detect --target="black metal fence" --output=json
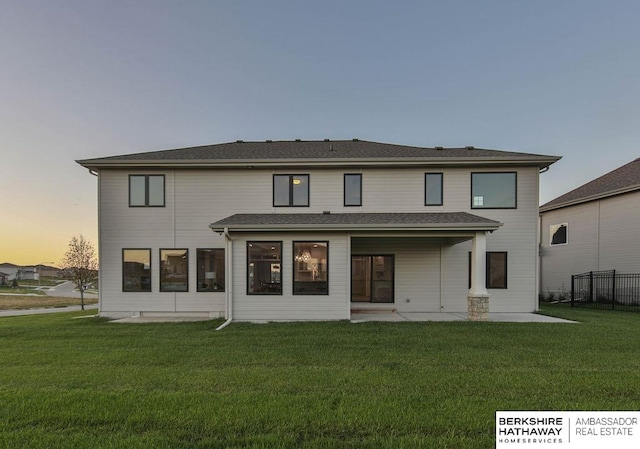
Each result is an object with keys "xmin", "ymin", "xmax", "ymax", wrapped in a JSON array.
[{"xmin": 571, "ymin": 270, "xmax": 640, "ymax": 312}]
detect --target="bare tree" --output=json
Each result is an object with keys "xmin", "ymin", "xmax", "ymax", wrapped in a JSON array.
[{"xmin": 62, "ymin": 234, "xmax": 98, "ymax": 310}]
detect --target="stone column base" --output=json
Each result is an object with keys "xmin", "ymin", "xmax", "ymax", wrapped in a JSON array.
[{"xmin": 467, "ymin": 294, "xmax": 490, "ymax": 321}]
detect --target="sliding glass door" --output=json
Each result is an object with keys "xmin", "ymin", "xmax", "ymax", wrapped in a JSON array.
[{"xmin": 351, "ymin": 255, "xmax": 394, "ymax": 303}]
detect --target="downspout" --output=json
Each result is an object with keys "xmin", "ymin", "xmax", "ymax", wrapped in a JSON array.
[
  {"xmin": 90, "ymin": 168, "xmax": 101, "ymax": 315},
  {"xmin": 216, "ymin": 227, "xmax": 233, "ymax": 331}
]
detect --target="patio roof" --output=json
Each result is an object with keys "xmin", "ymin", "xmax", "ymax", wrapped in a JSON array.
[{"xmin": 210, "ymin": 212, "xmax": 502, "ymax": 233}]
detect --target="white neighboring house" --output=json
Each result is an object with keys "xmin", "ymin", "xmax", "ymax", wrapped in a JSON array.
[
  {"xmin": 0, "ymin": 263, "xmax": 19, "ymax": 280},
  {"xmin": 77, "ymin": 140, "xmax": 560, "ymax": 321},
  {"xmin": 540, "ymin": 158, "xmax": 640, "ymax": 297},
  {"xmin": 0, "ymin": 263, "xmax": 36, "ymax": 281}
]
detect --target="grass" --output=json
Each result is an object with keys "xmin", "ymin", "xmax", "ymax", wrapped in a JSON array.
[
  {"xmin": 0, "ymin": 304, "xmax": 639, "ymax": 448},
  {"xmin": 0, "ymin": 295, "xmax": 98, "ymax": 310},
  {"xmin": 16, "ymin": 278, "xmax": 65, "ymax": 288}
]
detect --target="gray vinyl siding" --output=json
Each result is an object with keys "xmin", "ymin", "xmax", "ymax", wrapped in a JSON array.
[
  {"xmin": 598, "ymin": 192, "xmax": 640, "ymax": 273},
  {"xmin": 97, "ymin": 165, "xmax": 542, "ymax": 317},
  {"xmin": 231, "ymin": 233, "xmax": 349, "ymax": 321},
  {"xmin": 441, "ymin": 167, "xmax": 540, "ymax": 312},
  {"xmin": 540, "ymin": 191, "xmax": 640, "ymax": 296},
  {"xmin": 540, "ymin": 203, "xmax": 599, "ymax": 296},
  {"xmin": 351, "ymin": 237, "xmax": 442, "ymax": 312}
]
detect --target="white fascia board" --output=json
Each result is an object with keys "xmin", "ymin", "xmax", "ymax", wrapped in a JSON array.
[{"xmin": 78, "ymin": 157, "xmax": 559, "ymax": 170}]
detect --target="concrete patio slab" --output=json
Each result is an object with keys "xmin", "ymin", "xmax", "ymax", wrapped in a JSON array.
[
  {"xmin": 0, "ymin": 305, "xmax": 574, "ymax": 324},
  {"xmin": 351, "ymin": 311, "xmax": 575, "ymax": 323},
  {"xmin": 111, "ymin": 316, "xmax": 213, "ymax": 323}
]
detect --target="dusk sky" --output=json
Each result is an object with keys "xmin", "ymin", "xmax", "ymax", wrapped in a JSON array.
[{"xmin": 2, "ymin": 1, "xmax": 639, "ymax": 266}]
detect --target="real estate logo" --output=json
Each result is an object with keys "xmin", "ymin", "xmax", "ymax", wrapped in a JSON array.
[{"xmin": 496, "ymin": 411, "xmax": 640, "ymax": 448}]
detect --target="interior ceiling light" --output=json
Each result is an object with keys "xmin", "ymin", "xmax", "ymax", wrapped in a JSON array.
[{"xmin": 295, "ymin": 250, "xmax": 311, "ymax": 262}]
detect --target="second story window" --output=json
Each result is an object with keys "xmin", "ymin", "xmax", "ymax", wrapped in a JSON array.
[
  {"xmin": 471, "ymin": 172, "xmax": 517, "ymax": 209},
  {"xmin": 129, "ymin": 175, "xmax": 165, "ymax": 207},
  {"xmin": 424, "ymin": 173, "xmax": 443, "ymax": 206},
  {"xmin": 273, "ymin": 174, "xmax": 309, "ymax": 207},
  {"xmin": 550, "ymin": 223, "xmax": 568, "ymax": 246},
  {"xmin": 344, "ymin": 174, "xmax": 362, "ymax": 206}
]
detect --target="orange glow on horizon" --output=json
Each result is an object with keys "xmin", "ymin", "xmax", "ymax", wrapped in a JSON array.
[{"xmin": 0, "ymin": 223, "xmax": 98, "ymax": 267}]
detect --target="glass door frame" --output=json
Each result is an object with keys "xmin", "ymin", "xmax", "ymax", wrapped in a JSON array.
[{"xmin": 350, "ymin": 254, "xmax": 395, "ymax": 303}]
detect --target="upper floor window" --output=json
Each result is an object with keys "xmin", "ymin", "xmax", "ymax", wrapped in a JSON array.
[
  {"xmin": 471, "ymin": 172, "xmax": 516, "ymax": 209},
  {"xmin": 425, "ymin": 173, "xmax": 443, "ymax": 206},
  {"xmin": 550, "ymin": 223, "xmax": 568, "ymax": 246},
  {"xmin": 129, "ymin": 175, "xmax": 165, "ymax": 207},
  {"xmin": 197, "ymin": 248, "xmax": 225, "ymax": 292},
  {"xmin": 160, "ymin": 249, "xmax": 188, "ymax": 292},
  {"xmin": 344, "ymin": 174, "xmax": 362, "ymax": 206},
  {"xmin": 273, "ymin": 175, "xmax": 309, "ymax": 207},
  {"xmin": 123, "ymin": 249, "xmax": 151, "ymax": 292}
]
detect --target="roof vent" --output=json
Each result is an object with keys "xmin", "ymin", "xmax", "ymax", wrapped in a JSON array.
[
  {"xmin": 266, "ymin": 139, "xmax": 272, "ymax": 143},
  {"xmin": 352, "ymin": 138, "xmax": 359, "ymax": 141},
  {"xmin": 322, "ymin": 211, "xmax": 331, "ymax": 214},
  {"xmin": 465, "ymin": 146, "xmax": 475, "ymax": 150},
  {"xmin": 295, "ymin": 139, "xmax": 301, "ymax": 142},
  {"xmin": 435, "ymin": 146, "xmax": 444, "ymax": 150},
  {"xmin": 324, "ymin": 138, "xmax": 330, "ymax": 142},
  {"xmin": 236, "ymin": 140, "xmax": 244, "ymax": 143}
]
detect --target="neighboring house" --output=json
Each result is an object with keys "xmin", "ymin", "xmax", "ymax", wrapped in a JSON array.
[
  {"xmin": 539, "ymin": 158, "xmax": 640, "ymax": 297},
  {"xmin": 0, "ymin": 263, "xmax": 20, "ymax": 280},
  {"xmin": 18, "ymin": 266, "xmax": 37, "ymax": 280},
  {"xmin": 0, "ymin": 264, "xmax": 61, "ymax": 281},
  {"xmin": 0, "ymin": 263, "xmax": 36, "ymax": 280},
  {"xmin": 77, "ymin": 140, "xmax": 560, "ymax": 321},
  {"xmin": 37, "ymin": 265, "xmax": 62, "ymax": 279}
]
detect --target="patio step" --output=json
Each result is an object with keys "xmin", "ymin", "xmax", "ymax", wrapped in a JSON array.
[{"xmin": 351, "ymin": 308, "xmax": 397, "ymax": 314}]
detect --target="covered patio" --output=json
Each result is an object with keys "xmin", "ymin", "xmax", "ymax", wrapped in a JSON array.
[{"xmin": 210, "ymin": 211, "xmax": 511, "ymax": 323}]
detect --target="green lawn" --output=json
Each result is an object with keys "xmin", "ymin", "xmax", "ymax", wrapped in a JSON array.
[
  {"xmin": 16, "ymin": 278, "xmax": 65, "ymax": 288},
  {"xmin": 0, "ymin": 295, "xmax": 98, "ymax": 310},
  {"xmin": 0, "ymin": 305, "xmax": 639, "ymax": 448},
  {"xmin": 0, "ymin": 287, "xmax": 47, "ymax": 296}
]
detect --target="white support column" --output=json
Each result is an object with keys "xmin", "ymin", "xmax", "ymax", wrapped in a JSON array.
[
  {"xmin": 468, "ymin": 231, "xmax": 490, "ymax": 321},
  {"xmin": 469, "ymin": 231, "xmax": 488, "ymax": 297}
]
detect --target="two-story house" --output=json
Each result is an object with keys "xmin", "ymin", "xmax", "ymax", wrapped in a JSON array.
[
  {"xmin": 77, "ymin": 140, "xmax": 560, "ymax": 322},
  {"xmin": 540, "ymin": 157, "xmax": 640, "ymax": 297}
]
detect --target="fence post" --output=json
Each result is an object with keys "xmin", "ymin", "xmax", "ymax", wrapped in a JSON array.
[
  {"xmin": 589, "ymin": 271, "xmax": 594, "ymax": 303},
  {"xmin": 571, "ymin": 274, "xmax": 575, "ymax": 308},
  {"xmin": 611, "ymin": 270, "xmax": 616, "ymax": 310}
]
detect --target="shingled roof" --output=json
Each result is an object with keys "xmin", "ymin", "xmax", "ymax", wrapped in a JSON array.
[
  {"xmin": 540, "ymin": 158, "xmax": 640, "ymax": 212},
  {"xmin": 210, "ymin": 212, "xmax": 502, "ymax": 232},
  {"xmin": 77, "ymin": 139, "xmax": 560, "ymax": 169}
]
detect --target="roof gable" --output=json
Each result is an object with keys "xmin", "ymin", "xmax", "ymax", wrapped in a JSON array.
[{"xmin": 540, "ymin": 158, "xmax": 640, "ymax": 212}]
